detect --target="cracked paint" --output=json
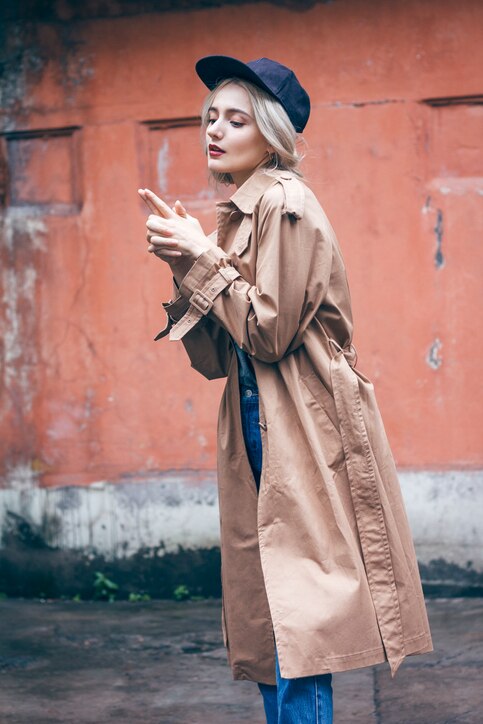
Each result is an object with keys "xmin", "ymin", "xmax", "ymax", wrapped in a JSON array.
[{"xmin": 426, "ymin": 338, "xmax": 443, "ymax": 369}]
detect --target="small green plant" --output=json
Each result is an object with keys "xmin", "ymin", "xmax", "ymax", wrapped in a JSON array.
[
  {"xmin": 0, "ymin": 592, "xmax": 7, "ymax": 601},
  {"xmin": 173, "ymin": 584, "xmax": 190, "ymax": 601},
  {"xmin": 93, "ymin": 571, "xmax": 119, "ymax": 602},
  {"xmin": 128, "ymin": 592, "xmax": 151, "ymax": 602},
  {"xmin": 72, "ymin": 594, "xmax": 82, "ymax": 602}
]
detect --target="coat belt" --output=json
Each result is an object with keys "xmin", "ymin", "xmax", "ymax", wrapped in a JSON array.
[{"xmin": 328, "ymin": 338, "xmax": 405, "ymax": 676}]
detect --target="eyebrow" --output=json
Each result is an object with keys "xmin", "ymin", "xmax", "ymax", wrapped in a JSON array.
[{"xmin": 208, "ymin": 106, "xmax": 253, "ymax": 119}]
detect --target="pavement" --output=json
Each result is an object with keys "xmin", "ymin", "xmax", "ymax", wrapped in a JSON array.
[{"xmin": 0, "ymin": 597, "xmax": 481, "ymax": 723}]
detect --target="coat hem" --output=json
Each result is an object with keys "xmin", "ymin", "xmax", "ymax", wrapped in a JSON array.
[{"xmin": 229, "ymin": 631, "xmax": 433, "ymax": 683}]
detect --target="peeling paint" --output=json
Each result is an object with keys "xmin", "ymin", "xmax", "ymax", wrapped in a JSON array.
[
  {"xmin": 433, "ymin": 208, "xmax": 444, "ymax": 268},
  {"xmin": 0, "ymin": 23, "xmax": 46, "ymax": 119},
  {"xmin": 0, "ymin": 21, "xmax": 95, "ymax": 122},
  {"xmin": 421, "ymin": 195, "xmax": 432, "ymax": 214},
  {"xmin": 0, "ymin": 473, "xmax": 219, "ymax": 559},
  {"xmin": 2, "ymin": 462, "xmax": 39, "ymax": 491},
  {"xmin": 0, "ymin": 213, "xmax": 46, "ymax": 414},
  {"xmin": 157, "ymin": 139, "xmax": 170, "ymax": 194},
  {"xmin": 2, "ymin": 211, "xmax": 47, "ymax": 252},
  {"xmin": 426, "ymin": 338, "xmax": 443, "ymax": 369}
]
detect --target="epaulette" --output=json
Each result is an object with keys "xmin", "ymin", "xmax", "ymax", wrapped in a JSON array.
[{"xmin": 277, "ymin": 174, "xmax": 305, "ymax": 220}]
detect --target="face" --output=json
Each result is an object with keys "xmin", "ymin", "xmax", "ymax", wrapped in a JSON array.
[{"xmin": 205, "ymin": 83, "xmax": 271, "ymax": 188}]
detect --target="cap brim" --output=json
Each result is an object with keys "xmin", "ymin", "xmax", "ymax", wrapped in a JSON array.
[{"xmin": 195, "ymin": 55, "xmax": 275, "ymax": 99}]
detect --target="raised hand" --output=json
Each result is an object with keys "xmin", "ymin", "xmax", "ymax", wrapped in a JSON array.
[{"xmin": 138, "ymin": 188, "xmax": 214, "ymax": 265}]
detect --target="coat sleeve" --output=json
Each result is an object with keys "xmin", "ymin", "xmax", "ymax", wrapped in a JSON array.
[
  {"xmin": 154, "ymin": 279, "xmax": 233, "ymax": 380},
  {"xmin": 169, "ymin": 181, "xmax": 333, "ymax": 364}
]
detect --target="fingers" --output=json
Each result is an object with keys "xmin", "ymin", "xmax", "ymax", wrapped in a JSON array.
[
  {"xmin": 146, "ymin": 215, "xmax": 173, "ymax": 236},
  {"xmin": 150, "ymin": 243, "xmax": 182, "ymax": 258},
  {"xmin": 151, "ymin": 247, "xmax": 182, "ymax": 258},
  {"xmin": 139, "ymin": 189, "xmax": 189, "ymax": 263},
  {"xmin": 142, "ymin": 188, "xmax": 174, "ymax": 218},
  {"xmin": 138, "ymin": 188, "xmax": 160, "ymax": 216},
  {"xmin": 148, "ymin": 236, "xmax": 181, "ymax": 258},
  {"xmin": 147, "ymin": 234, "xmax": 178, "ymax": 246},
  {"xmin": 138, "ymin": 189, "xmax": 188, "ymax": 221},
  {"xmin": 174, "ymin": 199, "xmax": 188, "ymax": 218},
  {"xmin": 147, "ymin": 237, "xmax": 180, "ymax": 261}
]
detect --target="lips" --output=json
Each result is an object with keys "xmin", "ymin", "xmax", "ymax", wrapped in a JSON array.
[{"xmin": 209, "ymin": 144, "xmax": 225, "ymax": 156}]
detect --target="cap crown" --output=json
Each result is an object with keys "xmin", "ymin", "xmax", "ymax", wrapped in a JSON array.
[{"xmin": 196, "ymin": 55, "xmax": 310, "ymax": 133}]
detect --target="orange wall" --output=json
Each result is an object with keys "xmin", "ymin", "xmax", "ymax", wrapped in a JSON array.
[{"xmin": 1, "ymin": 0, "xmax": 482, "ymax": 488}]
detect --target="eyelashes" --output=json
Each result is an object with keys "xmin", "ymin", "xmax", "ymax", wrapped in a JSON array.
[{"xmin": 207, "ymin": 118, "xmax": 245, "ymax": 128}]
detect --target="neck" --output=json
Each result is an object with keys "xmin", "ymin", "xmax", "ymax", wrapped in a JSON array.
[
  {"xmin": 232, "ymin": 170, "xmax": 254, "ymax": 189},
  {"xmin": 232, "ymin": 154, "xmax": 272, "ymax": 189}
]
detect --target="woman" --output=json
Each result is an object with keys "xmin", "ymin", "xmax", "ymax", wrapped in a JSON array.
[{"xmin": 139, "ymin": 55, "xmax": 432, "ymax": 724}]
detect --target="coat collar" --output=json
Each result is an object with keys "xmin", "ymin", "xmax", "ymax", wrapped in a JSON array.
[{"xmin": 219, "ymin": 168, "xmax": 299, "ymax": 215}]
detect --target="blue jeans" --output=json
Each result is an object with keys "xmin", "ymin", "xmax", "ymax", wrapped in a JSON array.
[
  {"xmin": 239, "ymin": 387, "xmax": 334, "ymax": 724},
  {"xmin": 240, "ymin": 388, "xmax": 263, "ymax": 492}
]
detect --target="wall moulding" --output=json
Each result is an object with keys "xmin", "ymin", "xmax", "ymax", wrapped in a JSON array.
[{"xmin": 0, "ymin": 125, "xmax": 83, "ymax": 215}]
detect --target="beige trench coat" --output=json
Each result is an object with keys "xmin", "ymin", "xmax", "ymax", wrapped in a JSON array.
[{"xmin": 156, "ymin": 167, "xmax": 433, "ymax": 685}]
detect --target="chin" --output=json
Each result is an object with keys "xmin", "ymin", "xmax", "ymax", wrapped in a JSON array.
[{"xmin": 209, "ymin": 163, "xmax": 231, "ymax": 176}]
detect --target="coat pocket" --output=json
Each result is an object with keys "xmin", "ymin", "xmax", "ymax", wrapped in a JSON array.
[{"xmin": 299, "ymin": 371, "xmax": 346, "ymax": 472}]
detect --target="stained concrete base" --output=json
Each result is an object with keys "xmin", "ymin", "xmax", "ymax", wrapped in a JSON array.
[
  {"xmin": 2, "ymin": 471, "xmax": 482, "ymax": 598},
  {"xmin": 0, "ymin": 598, "xmax": 481, "ymax": 723}
]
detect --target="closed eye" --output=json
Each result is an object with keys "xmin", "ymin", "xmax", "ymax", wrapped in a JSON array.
[{"xmin": 207, "ymin": 118, "xmax": 244, "ymax": 128}]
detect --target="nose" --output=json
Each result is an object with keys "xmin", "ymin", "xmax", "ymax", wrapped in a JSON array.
[{"xmin": 207, "ymin": 120, "xmax": 222, "ymax": 139}]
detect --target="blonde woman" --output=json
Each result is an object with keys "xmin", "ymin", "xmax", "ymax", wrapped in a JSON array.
[{"xmin": 139, "ymin": 56, "xmax": 432, "ymax": 724}]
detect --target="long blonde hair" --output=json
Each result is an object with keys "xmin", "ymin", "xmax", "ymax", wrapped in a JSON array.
[{"xmin": 200, "ymin": 77, "xmax": 306, "ymax": 185}]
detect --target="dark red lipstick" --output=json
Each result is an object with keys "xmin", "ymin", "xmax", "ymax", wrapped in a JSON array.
[{"xmin": 209, "ymin": 144, "xmax": 225, "ymax": 157}]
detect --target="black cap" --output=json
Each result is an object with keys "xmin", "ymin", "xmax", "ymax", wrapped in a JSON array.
[{"xmin": 195, "ymin": 55, "xmax": 310, "ymax": 133}]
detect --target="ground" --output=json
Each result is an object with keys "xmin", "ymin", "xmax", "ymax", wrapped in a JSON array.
[{"xmin": 0, "ymin": 598, "xmax": 481, "ymax": 723}]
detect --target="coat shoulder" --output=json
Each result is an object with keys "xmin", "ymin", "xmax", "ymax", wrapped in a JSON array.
[
  {"xmin": 257, "ymin": 173, "xmax": 333, "ymax": 238},
  {"xmin": 257, "ymin": 172, "xmax": 307, "ymax": 220}
]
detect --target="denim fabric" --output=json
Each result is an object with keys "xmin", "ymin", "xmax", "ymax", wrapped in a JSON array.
[
  {"xmin": 257, "ymin": 646, "xmax": 333, "ymax": 724},
  {"xmin": 239, "ymin": 391, "xmax": 334, "ymax": 724},
  {"xmin": 233, "ymin": 341, "xmax": 258, "ymax": 391},
  {"xmin": 240, "ymin": 389, "xmax": 262, "ymax": 493}
]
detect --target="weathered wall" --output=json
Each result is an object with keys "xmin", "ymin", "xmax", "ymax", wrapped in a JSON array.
[{"xmin": 1, "ymin": 0, "xmax": 482, "ymax": 596}]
